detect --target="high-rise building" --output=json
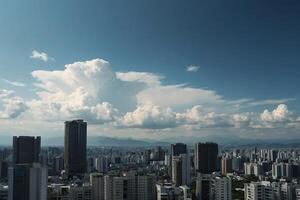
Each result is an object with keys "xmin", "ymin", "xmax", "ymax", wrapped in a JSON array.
[
  {"xmin": 196, "ymin": 174, "xmax": 231, "ymax": 200},
  {"xmin": 211, "ymin": 176, "xmax": 232, "ymax": 200},
  {"xmin": 194, "ymin": 143, "xmax": 218, "ymax": 174},
  {"xmin": 196, "ymin": 174, "xmax": 211, "ymax": 200},
  {"xmin": 137, "ymin": 176, "xmax": 156, "ymax": 200},
  {"xmin": 8, "ymin": 163, "xmax": 47, "ymax": 200},
  {"xmin": 103, "ymin": 174, "xmax": 155, "ymax": 200},
  {"xmin": 172, "ymin": 154, "xmax": 191, "ymax": 186},
  {"xmin": 221, "ymin": 158, "xmax": 233, "ymax": 175},
  {"xmin": 244, "ymin": 181, "xmax": 276, "ymax": 200},
  {"xmin": 13, "ymin": 136, "xmax": 40, "ymax": 164},
  {"xmin": 171, "ymin": 143, "xmax": 187, "ymax": 157},
  {"xmin": 95, "ymin": 157, "xmax": 109, "ymax": 173},
  {"xmin": 90, "ymin": 173, "xmax": 105, "ymax": 200},
  {"xmin": 64, "ymin": 119, "xmax": 87, "ymax": 176},
  {"xmin": 171, "ymin": 143, "xmax": 190, "ymax": 186}
]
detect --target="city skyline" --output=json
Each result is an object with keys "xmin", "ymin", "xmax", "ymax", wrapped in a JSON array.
[{"xmin": 0, "ymin": 0, "xmax": 300, "ymax": 141}]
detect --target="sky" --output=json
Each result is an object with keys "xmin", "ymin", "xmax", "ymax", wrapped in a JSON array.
[{"xmin": 0, "ymin": 0, "xmax": 300, "ymax": 141}]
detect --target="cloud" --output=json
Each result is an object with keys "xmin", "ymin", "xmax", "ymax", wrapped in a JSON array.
[
  {"xmin": 260, "ymin": 104, "xmax": 292, "ymax": 123},
  {"xmin": 186, "ymin": 65, "xmax": 199, "ymax": 72},
  {"xmin": 30, "ymin": 50, "xmax": 53, "ymax": 62},
  {"xmin": 0, "ymin": 57, "xmax": 299, "ymax": 138},
  {"xmin": 29, "ymin": 59, "xmax": 140, "ymax": 123},
  {"xmin": 120, "ymin": 103, "xmax": 177, "ymax": 129},
  {"xmin": 2, "ymin": 79, "xmax": 26, "ymax": 87},
  {"xmin": 116, "ymin": 72, "xmax": 163, "ymax": 86},
  {"xmin": 248, "ymin": 98, "xmax": 294, "ymax": 106},
  {"xmin": 0, "ymin": 90, "xmax": 27, "ymax": 119}
]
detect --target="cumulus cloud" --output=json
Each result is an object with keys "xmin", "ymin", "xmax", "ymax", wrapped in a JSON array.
[
  {"xmin": 186, "ymin": 65, "xmax": 199, "ymax": 72},
  {"xmin": 0, "ymin": 57, "xmax": 298, "ymax": 137},
  {"xmin": 2, "ymin": 79, "xmax": 26, "ymax": 87},
  {"xmin": 29, "ymin": 59, "xmax": 140, "ymax": 123},
  {"xmin": 0, "ymin": 90, "xmax": 27, "ymax": 119},
  {"xmin": 260, "ymin": 104, "xmax": 292, "ymax": 122},
  {"xmin": 120, "ymin": 103, "xmax": 177, "ymax": 129},
  {"xmin": 30, "ymin": 50, "xmax": 53, "ymax": 62}
]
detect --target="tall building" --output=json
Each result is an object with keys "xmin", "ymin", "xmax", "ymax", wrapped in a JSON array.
[
  {"xmin": 196, "ymin": 174, "xmax": 231, "ymax": 200},
  {"xmin": 8, "ymin": 163, "xmax": 47, "ymax": 200},
  {"xmin": 221, "ymin": 158, "xmax": 233, "ymax": 175},
  {"xmin": 211, "ymin": 176, "xmax": 232, "ymax": 200},
  {"xmin": 103, "ymin": 174, "xmax": 155, "ymax": 200},
  {"xmin": 64, "ymin": 119, "xmax": 87, "ymax": 176},
  {"xmin": 171, "ymin": 143, "xmax": 190, "ymax": 186},
  {"xmin": 171, "ymin": 143, "xmax": 187, "ymax": 157},
  {"xmin": 194, "ymin": 143, "xmax": 218, "ymax": 174},
  {"xmin": 137, "ymin": 176, "xmax": 156, "ymax": 200},
  {"xmin": 196, "ymin": 174, "xmax": 211, "ymax": 200},
  {"xmin": 244, "ymin": 181, "xmax": 276, "ymax": 200},
  {"xmin": 172, "ymin": 154, "xmax": 191, "ymax": 186},
  {"xmin": 13, "ymin": 136, "xmax": 40, "ymax": 164},
  {"xmin": 90, "ymin": 173, "xmax": 105, "ymax": 200}
]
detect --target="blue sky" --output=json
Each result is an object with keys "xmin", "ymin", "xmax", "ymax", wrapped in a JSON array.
[{"xmin": 0, "ymin": 0, "xmax": 299, "ymax": 140}]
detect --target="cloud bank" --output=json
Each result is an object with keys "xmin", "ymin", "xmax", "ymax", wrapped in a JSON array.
[{"xmin": 0, "ymin": 58, "xmax": 299, "ymax": 139}]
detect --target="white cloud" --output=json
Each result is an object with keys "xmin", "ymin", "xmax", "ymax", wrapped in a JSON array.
[
  {"xmin": 120, "ymin": 103, "xmax": 177, "ymax": 129},
  {"xmin": 0, "ymin": 90, "xmax": 27, "ymax": 119},
  {"xmin": 30, "ymin": 50, "xmax": 53, "ymax": 62},
  {"xmin": 186, "ymin": 65, "xmax": 199, "ymax": 72},
  {"xmin": 116, "ymin": 72, "xmax": 163, "ymax": 86},
  {"xmin": 260, "ymin": 104, "xmax": 292, "ymax": 123},
  {"xmin": 0, "ymin": 57, "xmax": 299, "ymax": 138},
  {"xmin": 2, "ymin": 79, "xmax": 26, "ymax": 87}
]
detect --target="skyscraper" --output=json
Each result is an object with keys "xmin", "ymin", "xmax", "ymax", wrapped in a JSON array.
[
  {"xmin": 13, "ymin": 136, "xmax": 40, "ymax": 164},
  {"xmin": 64, "ymin": 119, "xmax": 87, "ymax": 176},
  {"xmin": 171, "ymin": 143, "xmax": 187, "ymax": 157},
  {"xmin": 171, "ymin": 143, "xmax": 190, "ymax": 186},
  {"xmin": 8, "ymin": 163, "xmax": 47, "ymax": 200},
  {"xmin": 194, "ymin": 142, "xmax": 218, "ymax": 174},
  {"xmin": 90, "ymin": 173, "xmax": 105, "ymax": 200}
]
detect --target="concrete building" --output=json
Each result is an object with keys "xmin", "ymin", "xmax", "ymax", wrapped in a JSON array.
[{"xmin": 64, "ymin": 119, "xmax": 87, "ymax": 176}]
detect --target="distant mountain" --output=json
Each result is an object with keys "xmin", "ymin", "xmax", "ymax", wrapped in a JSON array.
[{"xmin": 0, "ymin": 134, "xmax": 300, "ymax": 148}]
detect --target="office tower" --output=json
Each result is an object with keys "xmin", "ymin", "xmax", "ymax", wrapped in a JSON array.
[
  {"xmin": 221, "ymin": 158, "xmax": 233, "ymax": 175},
  {"xmin": 53, "ymin": 156, "xmax": 64, "ymax": 174},
  {"xmin": 171, "ymin": 143, "xmax": 187, "ymax": 157},
  {"xmin": 90, "ymin": 173, "xmax": 104, "ymax": 200},
  {"xmin": 13, "ymin": 136, "xmax": 40, "ymax": 164},
  {"xmin": 170, "ymin": 143, "xmax": 190, "ymax": 186},
  {"xmin": 137, "ymin": 176, "xmax": 156, "ymax": 200},
  {"xmin": 232, "ymin": 156, "xmax": 244, "ymax": 172},
  {"xmin": 172, "ymin": 157, "xmax": 183, "ymax": 186},
  {"xmin": 8, "ymin": 163, "xmax": 47, "ymax": 200},
  {"xmin": 272, "ymin": 163, "xmax": 282, "ymax": 179},
  {"xmin": 211, "ymin": 177, "xmax": 232, "ymax": 200},
  {"xmin": 153, "ymin": 146, "xmax": 165, "ymax": 161},
  {"xmin": 64, "ymin": 119, "xmax": 87, "ymax": 176},
  {"xmin": 196, "ymin": 174, "xmax": 211, "ymax": 200},
  {"xmin": 194, "ymin": 142, "xmax": 218, "ymax": 173},
  {"xmin": 95, "ymin": 157, "xmax": 109, "ymax": 173},
  {"xmin": 172, "ymin": 154, "xmax": 191, "ymax": 186}
]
